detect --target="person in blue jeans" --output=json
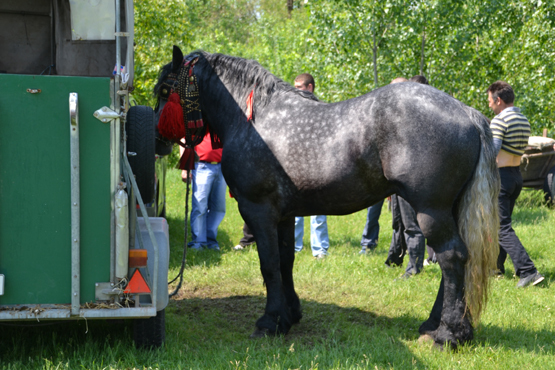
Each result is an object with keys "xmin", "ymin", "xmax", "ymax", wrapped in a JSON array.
[
  {"xmin": 359, "ymin": 199, "xmax": 385, "ymax": 254},
  {"xmin": 293, "ymin": 73, "xmax": 330, "ymax": 259},
  {"xmin": 294, "ymin": 216, "xmax": 329, "ymax": 258},
  {"xmin": 182, "ymin": 129, "xmax": 227, "ymax": 250}
]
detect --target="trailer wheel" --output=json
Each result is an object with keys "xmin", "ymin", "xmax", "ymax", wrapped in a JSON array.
[
  {"xmin": 126, "ymin": 105, "xmax": 156, "ymax": 204},
  {"xmin": 543, "ymin": 165, "xmax": 555, "ymax": 204},
  {"xmin": 133, "ymin": 309, "xmax": 166, "ymax": 349}
]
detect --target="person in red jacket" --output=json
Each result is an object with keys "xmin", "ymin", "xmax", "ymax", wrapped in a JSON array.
[{"xmin": 182, "ymin": 129, "xmax": 227, "ymax": 250}]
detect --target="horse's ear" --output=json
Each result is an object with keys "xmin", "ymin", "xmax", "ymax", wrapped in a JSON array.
[{"xmin": 172, "ymin": 45, "xmax": 184, "ymax": 71}]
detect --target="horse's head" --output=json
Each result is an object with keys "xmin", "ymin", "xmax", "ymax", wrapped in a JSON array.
[
  {"xmin": 153, "ymin": 45, "xmax": 185, "ymax": 118},
  {"xmin": 153, "ymin": 45, "xmax": 206, "ymax": 145}
]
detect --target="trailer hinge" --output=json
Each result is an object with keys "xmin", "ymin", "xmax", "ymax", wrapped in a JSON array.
[{"xmin": 94, "ymin": 106, "xmax": 124, "ymax": 123}]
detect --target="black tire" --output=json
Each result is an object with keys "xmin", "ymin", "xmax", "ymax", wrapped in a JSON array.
[
  {"xmin": 133, "ymin": 309, "xmax": 166, "ymax": 349},
  {"xmin": 126, "ymin": 105, "xmax": 156, "ymax": 204},
  {"xmin": 543, "ymin": 165, "xmax": 555, "ymax": 204}
]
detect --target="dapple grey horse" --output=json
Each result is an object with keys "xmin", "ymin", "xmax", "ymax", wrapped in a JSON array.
[{"xmin": 154, "ymin": 46, "xmax": 499, "ymax": 348}]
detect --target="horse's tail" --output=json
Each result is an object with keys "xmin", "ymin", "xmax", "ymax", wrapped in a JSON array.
[{"xmin": 458, "ymin": 107, "xmax": 500, "ymax": 324}]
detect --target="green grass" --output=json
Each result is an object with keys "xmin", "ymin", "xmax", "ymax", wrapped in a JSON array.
[{"xmin": 1, "ymin": 169, "xmax": 554, "ymax": 369}]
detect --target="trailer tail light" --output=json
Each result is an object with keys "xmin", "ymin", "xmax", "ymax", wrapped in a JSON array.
[{"xmin": 129, "ymin": 249, "xmax": 148, "ymax": 268}]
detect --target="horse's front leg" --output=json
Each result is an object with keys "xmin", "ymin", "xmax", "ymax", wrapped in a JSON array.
[
  {"xmin": 240, "ymin": 204, "xmax": 294, "ymax": 337},
  {"xmin": 418, "ymin": 213, "xmax": 472, "ymax": 349},
  {"xmin": 278, "ymin": 217, "xmax": 302, "ymax": 325}
]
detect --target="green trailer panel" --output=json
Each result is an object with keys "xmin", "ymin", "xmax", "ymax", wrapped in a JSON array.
[{"xmin": 0, "ymin": 74, "xmax": 112, "ymax": 305}]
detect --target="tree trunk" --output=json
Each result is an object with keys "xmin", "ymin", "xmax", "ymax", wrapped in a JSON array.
[
  {"xmin": 420, "ymin": 25, "xmax": 426, "ymax": 75},
  {"xmin": 287, "ymin": 0, "xmax": 293, "ymax": 17},
  {"xmin": 373, "ymin": 31, "xmax": 378, "ymax": 89}
]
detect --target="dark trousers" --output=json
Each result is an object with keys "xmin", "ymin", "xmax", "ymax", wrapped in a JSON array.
[
  {"xmin": 385, "ymin": 195, "xmax": 425, "ymax": 274},
  {"xmin": 360, "ymin": 199, "xmax": 385, "ymax": 248},
  {"xmin": 497, "ymin": 166, "xmax": 536, "ymax": 278},
  {"xmin": 239, "ymin": 222, "xmax": 256, "ymax": 247}
]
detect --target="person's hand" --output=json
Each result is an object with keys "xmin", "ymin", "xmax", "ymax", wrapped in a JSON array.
[{"xmin": 181, "ymin": 170, "xmax": 191, "ymax": 184}]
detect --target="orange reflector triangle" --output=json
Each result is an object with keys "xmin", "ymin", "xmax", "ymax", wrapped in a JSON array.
[{"xmin": 124, "ymin": 269, "xmax": 151, "ymax": 294}]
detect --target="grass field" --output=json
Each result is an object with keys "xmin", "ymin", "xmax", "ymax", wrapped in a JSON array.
[{"xmin": 1, "ymin": 169, "xmax": 554, "ymax": 369}]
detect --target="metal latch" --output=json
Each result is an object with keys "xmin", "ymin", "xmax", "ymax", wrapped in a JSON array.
[{"xmin": 94, "ymin": 106, "xmax": 123, "ymax": 123}]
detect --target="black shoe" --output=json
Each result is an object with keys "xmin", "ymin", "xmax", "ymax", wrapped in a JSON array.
[
  {"xmin": 516, "ymin": 272, "xmax": 545, "ymax": 288},
  {"xmin": 394, "ymin": 271, "xmax": 413, "ymax": 281},
  {"xmin": 492, "ymin": 269, "xmax": 505, "ymax": 277},
  {"xmin": 359, "ymin": 244, "xmax": 376, "ymax": 255}
]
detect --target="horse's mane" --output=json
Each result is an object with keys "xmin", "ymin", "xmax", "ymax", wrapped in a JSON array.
[
  {"xmin": 201, "ymin": 52, "xmax": 317, "ymax": 109},
  {"xmin": 154, "ymin": 51, "xmax": 317, "ymax": 113},
  {"xmin": 203, "ymin": 52, "xmax": 318, "ymax": 109}
]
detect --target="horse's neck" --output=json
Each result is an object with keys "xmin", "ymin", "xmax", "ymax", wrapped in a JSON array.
[
  {"xmin": 207, "ymin": 55, "xmax": 255, "ymax": 105},
  {"xmin": 198, "ymin": 56, "xmax": 258, "ymax": 140}
]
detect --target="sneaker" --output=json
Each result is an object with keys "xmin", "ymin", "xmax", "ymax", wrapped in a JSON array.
[
  {"xmin": 359, "ymin": 246, "xmax": 367, "ymax": 255},
  {"xmin": 315, "ymin": 253, "xmax": 327, "ymax": 260},
  {"xmin": 516, "ymin": 272, "xmax": 545, "ymax": 288},
  {"xmin": 233, "ymin": 244, "xmax": 245, "ymax": 251}
]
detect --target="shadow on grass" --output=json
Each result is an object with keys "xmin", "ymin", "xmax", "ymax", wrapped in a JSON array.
[
  {"xmin": 168, "ymin": 293, "xmax": 554, "ymax": 355},
  {"xmin": 165, "ymin": 214, "xmax": 236, "ymax": 270},
  {"xmin": 0, "ymin": 319, "xmax": 133, "ymax": 361}
]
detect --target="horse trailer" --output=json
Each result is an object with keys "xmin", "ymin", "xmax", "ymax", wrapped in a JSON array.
[{"xmin": 0, "ymin": 0, "xmax": 170, "ymax": 348}]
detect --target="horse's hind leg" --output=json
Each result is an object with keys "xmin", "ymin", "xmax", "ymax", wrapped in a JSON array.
[
  {"xmin": 278, "ymin": 217, "xmax": 302, "ymax": 324},
  {"xmin": 418, "ymin": 210, "xmax": 472, "ymax": 349},
  {"xmin": 419, "ymin": 276, "xmax": 444, "ymax": 334}
]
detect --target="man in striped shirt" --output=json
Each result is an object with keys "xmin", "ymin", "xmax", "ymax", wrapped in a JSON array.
[{"xmin": 488, "ymin": 80, "xmax": 544, "ymax": 288}]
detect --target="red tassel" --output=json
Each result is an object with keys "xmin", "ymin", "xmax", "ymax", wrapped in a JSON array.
[
  {"xmin": 196, "ymin": 119, "xmax": 204, "ymax": 128},
  {"xmin": 187, "ymin": 120, "xmax": 196, "ymax": 129},
  {"xmin": 178, "ymin": 147, "xmax": 196, "ymax": 170},
  {"xmin": 246, "ymin": 89, "xmax": 254, "ymax": 121},
  {"xmin": 158, "ymin": 93, "xmax": 185, "ymax": 140},
  {"xmin": 210, "ymin": 131, "xmax": 223, "ymax": 149}
]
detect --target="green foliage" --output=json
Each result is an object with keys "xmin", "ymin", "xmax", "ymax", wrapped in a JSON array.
[
  {"xmin": 132, "ymin": 0, "xmax": 554, "ymax": 134},
  {"xmin": 305, "ymin": 0, "xmax": 555, "ymax": 132},
  {"xmin": 134, "ymin": 0, "xmax": 194, "ymax": 106}
]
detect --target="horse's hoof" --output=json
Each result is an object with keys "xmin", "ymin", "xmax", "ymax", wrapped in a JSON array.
[
  {"xmin": 250, "ymin": 327, "xmax": 271, "ymax": 338},
  {"xmin": 433, "ymin": 341, "xmax": 445, "ymax": 351},
  {"xmin": 418, "ymin": 334, "xmax": 434, "ymax": 344}
]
